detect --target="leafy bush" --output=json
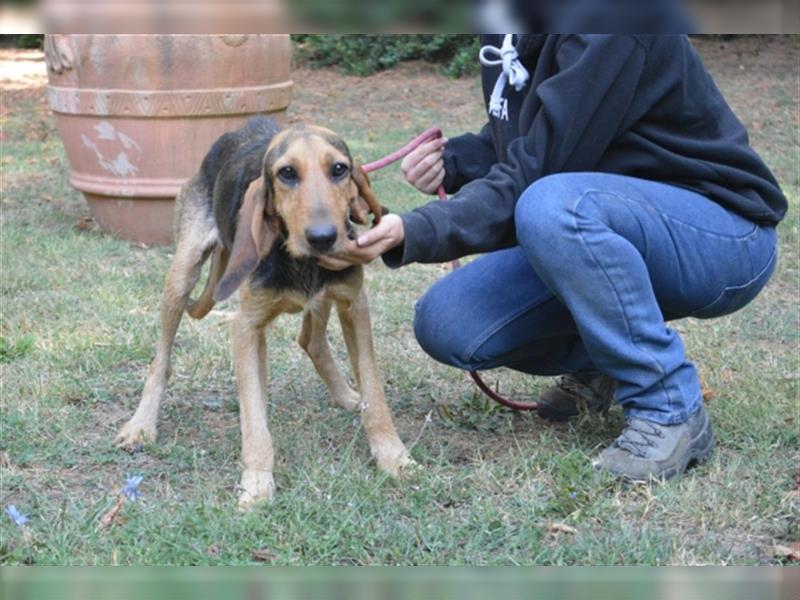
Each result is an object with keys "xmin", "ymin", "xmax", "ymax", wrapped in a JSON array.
[
  {"xmin": 14, "ymin": 35, "xmax": 43, "ymax": 49},
  {"xmin": 294, "ymin": 35, "xmax": 481, "ymax": 78}
]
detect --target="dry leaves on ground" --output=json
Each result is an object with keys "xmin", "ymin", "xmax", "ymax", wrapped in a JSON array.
[
  {"xmin": 547, "ymin": 522, "xmax": 578, "ymax": 536},
  {"xmin": 250, "ymin": 548, "xmax": 277, "ymax": 562}
]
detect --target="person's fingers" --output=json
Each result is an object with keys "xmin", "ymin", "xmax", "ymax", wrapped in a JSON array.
[
  {"xmin": 355, "ymin": 219, "xmax": 389, "ymax": 247},
  {"xmin": 406, "ymin": 148, "xmax": 443, "ymax": 185},
  {"xmin": 407, "ymin": 137, "xmax": 445, "ymax": 165},
  {"xmin": 422, "ymin": 170, "xmax": 445, "ymax": 195},
  {"xmin": 316, "ymin": 215, "xmax": 403, "ymax": 270},
  {"xmin": 323, "ymin": 237, "xmax": 382, "ymax": 266},
  {"xmin": 432, "ymin": 168, "xmax": 445, "ymax": 190},
  {"xmin": 407, "ymin": 156, "xmax": 444, "ymax": 194},
  {"xmin": 356, "ymin": 213, "xmax": 403, "ymax": 248},
  {"xmin": 416, "ymin": 160, "xmax": 445, "ymax": 193},
  {"xmin": 400, "ymin": 137, "xmax": 446, "ymax": 178},
  {"xmin": 400, "ymin": 137, "xmax": 448, "ymax": 195}
]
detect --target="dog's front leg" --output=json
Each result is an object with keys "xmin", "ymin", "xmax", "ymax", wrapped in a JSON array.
[
  {"xmin": 337, "ymin": 289, "xmax": 414, "ymax": 476},
  {"xmin": 232, "ymin": 312, "xmax": 275, "ymax": 510}
]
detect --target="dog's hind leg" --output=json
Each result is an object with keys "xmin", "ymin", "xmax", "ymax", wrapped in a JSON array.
[
  {"xmin": 297, "ymin": 297, "xmax": 360, "ymax": 411},
  {"xmin": 336, "ymin": 300, "xmax": 362, "ymax": 393},
  {"xmin": 116, "ymin": 190, "xmax": 219, "ymax": 451},
  {"xmin": 186, "ymin": 245, "xmax": 228, "ymax": 319}
]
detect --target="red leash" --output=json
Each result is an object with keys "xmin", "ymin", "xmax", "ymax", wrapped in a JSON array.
[{"xmin": 362, "ymin": 128, "xmax": 539, "ymax": 411}]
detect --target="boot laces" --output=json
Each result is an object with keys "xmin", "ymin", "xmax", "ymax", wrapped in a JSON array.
[{"xmin": 614, "ymin": 418, "xmax": 665, "ymax": 457}]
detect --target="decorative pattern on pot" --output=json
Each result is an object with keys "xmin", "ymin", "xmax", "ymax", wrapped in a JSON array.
[{"xmin": 46, "ymin": 34, "xmax": 293, "ymax": 246}]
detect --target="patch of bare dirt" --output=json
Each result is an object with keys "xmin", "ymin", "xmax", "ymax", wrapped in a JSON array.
[
  {"xmin": 287, "ymin": 62, "xmax": 484, "ymax": 135},
  {"xmin": 0, "ymin": 48, "xmax": 47, "ymax": 92},
  {"xmin": 0, "ymin": 49, "xmax": 50, "ymax": 141}
]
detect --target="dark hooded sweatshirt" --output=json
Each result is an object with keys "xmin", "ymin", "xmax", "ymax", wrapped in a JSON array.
[{"xmin": 383, "ymin": 34, "xmax": 787, "ymax": 268}]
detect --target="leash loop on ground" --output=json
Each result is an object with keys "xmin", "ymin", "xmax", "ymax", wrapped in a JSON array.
[{"xmin": 364, "ymin": 127, "xmax": 539, "ymax": 411}]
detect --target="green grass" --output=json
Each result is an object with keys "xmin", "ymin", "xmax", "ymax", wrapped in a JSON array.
[{"xmin": 1, "ymin": 41, "xmax": 799, "ymax": 565}]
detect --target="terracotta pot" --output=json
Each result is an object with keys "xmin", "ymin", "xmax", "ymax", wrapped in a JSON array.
[{"xmin": 45, "ymin": 34, "xmax": 292, "ymax": 245}]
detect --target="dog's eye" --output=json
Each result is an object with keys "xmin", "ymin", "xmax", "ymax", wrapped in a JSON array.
[
  {"xmin": 331, "ymin": 162, "xmax": 349, "ymax": 180},
  {"xmin": 277, "ymin": 166, "xmax": 298, "ymax": 184}
]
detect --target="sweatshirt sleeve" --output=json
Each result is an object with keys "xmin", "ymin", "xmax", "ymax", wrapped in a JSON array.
[
  {"xmin": 441, "ymin": 122, "xmax": 497, "ymax": 194},
  {"xmin": 383, "ymin": 35, "xmax": 648, "ymax": 268}
]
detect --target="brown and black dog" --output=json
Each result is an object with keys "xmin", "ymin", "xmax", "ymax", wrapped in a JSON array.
[{"xmin": 115, "ymin": 117, "xmax": 413, "ymax": 509}]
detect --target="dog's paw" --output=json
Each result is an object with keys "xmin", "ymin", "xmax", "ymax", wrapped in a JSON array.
[
  {"xmin": 237, "ymin": 470, "xmax": 276, "ymax": 511},
  {"xmin": 374, "ymin": 446, "xmax": 417, "ymax": 477},
  {"xmin": 334, "ymin": 388, "xmax": 361, "ymax": 412},
  {"xmin": 114, "ymin": 420, "xmax": 156, "ymax": 452}
]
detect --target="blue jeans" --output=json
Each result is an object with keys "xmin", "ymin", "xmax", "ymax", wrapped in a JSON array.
[{"xmin": 413, "ymin": 173, "xmax": 777, "ymax": 425}]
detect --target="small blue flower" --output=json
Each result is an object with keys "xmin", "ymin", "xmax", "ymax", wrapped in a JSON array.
[
  {"xmin": 568, "ymin": 492, "xmax": 578, "ymax": 500},
  {"xmin": 122, "ymin": 475, "xmax": 144, "ymax": 501},
  {"xmin": 5, "ymin": 504, "xmax": 29, "ymax": 526}
]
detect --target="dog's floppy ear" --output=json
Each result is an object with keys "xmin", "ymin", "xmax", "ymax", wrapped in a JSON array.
[
  {"xmin": 349, "ymin": 164, "xmax": 386, "ymax": 226},
  {"xmin": 213, "ymin": 177, "xmax": 276, "ymax": 302}
]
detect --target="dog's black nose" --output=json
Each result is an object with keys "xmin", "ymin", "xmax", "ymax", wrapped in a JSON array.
[{"xmin": 305, "ymin": 225, "xmax": 338, "ymax": 252}]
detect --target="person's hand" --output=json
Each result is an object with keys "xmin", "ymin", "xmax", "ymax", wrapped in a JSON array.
[
  {"xmin": 317, "ymin": 214, "xmax": 405, "ymax": 271},
  {"xmin": 401, "ymin": 136, "xmax": 447, "ymax": 194}
]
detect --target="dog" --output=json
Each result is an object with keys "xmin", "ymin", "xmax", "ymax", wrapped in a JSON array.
[{"xmin": 115, "ymin": 116, "xmax": 414, "ymax": 510}]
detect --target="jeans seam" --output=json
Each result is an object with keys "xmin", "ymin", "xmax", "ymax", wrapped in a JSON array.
[
  {"xmin": 659, "ymin": 210, "xmax": 759, "ymax": 241},
  {"xmin": 691, "ymin": 242, "xmax": 777, "ymax": 317},
  {"xmin": 572, "ymin": 190, "xmax": 677, "ymax": 414},
  {"xmin": 587, "ymin": 185, "xmax": 760, "ymax": 242},
  {"xmin": 583, "ymin": 186, "xmax": 760, "ymax": 241},
  {"xmin": 463, "ymin": 295, "xmax": 552, "ymax": 364}
]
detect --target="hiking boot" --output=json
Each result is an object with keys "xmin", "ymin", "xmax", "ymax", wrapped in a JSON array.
[
  {"xmin": 537, "ymin": 373, "xmax": 616, "ymax": 421},
  {"xmin": 593, "ymin": 404, "xmax": 715, "ymax": 481}
]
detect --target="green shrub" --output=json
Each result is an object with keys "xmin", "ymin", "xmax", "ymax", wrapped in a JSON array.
[
  {"xmin": 15, "ymin": 34, "xmax": 43, "ymax": 49},
  {"xmin": 294, "ymin": 35, "xmax": 481, "ymax": 78}
]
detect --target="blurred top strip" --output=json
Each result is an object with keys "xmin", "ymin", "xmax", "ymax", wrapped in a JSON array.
[{"xmin": 0, "ymin": 0, "xmax": 797, "ymax": 34}]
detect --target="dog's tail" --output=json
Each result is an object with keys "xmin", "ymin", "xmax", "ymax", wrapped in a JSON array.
[{"xmin": 186, "ymin": 245, "xmax": 229, "ymax": 320}]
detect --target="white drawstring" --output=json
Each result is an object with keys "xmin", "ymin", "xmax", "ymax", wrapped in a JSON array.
[{"xmin": 479, "ymin": 34, "xmax": 530, "ymax": 116}]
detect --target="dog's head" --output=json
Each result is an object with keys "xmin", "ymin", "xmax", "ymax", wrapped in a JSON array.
[{"xmin": 213, "ymin": 125, "xmax": 382, "ymax": 302}]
